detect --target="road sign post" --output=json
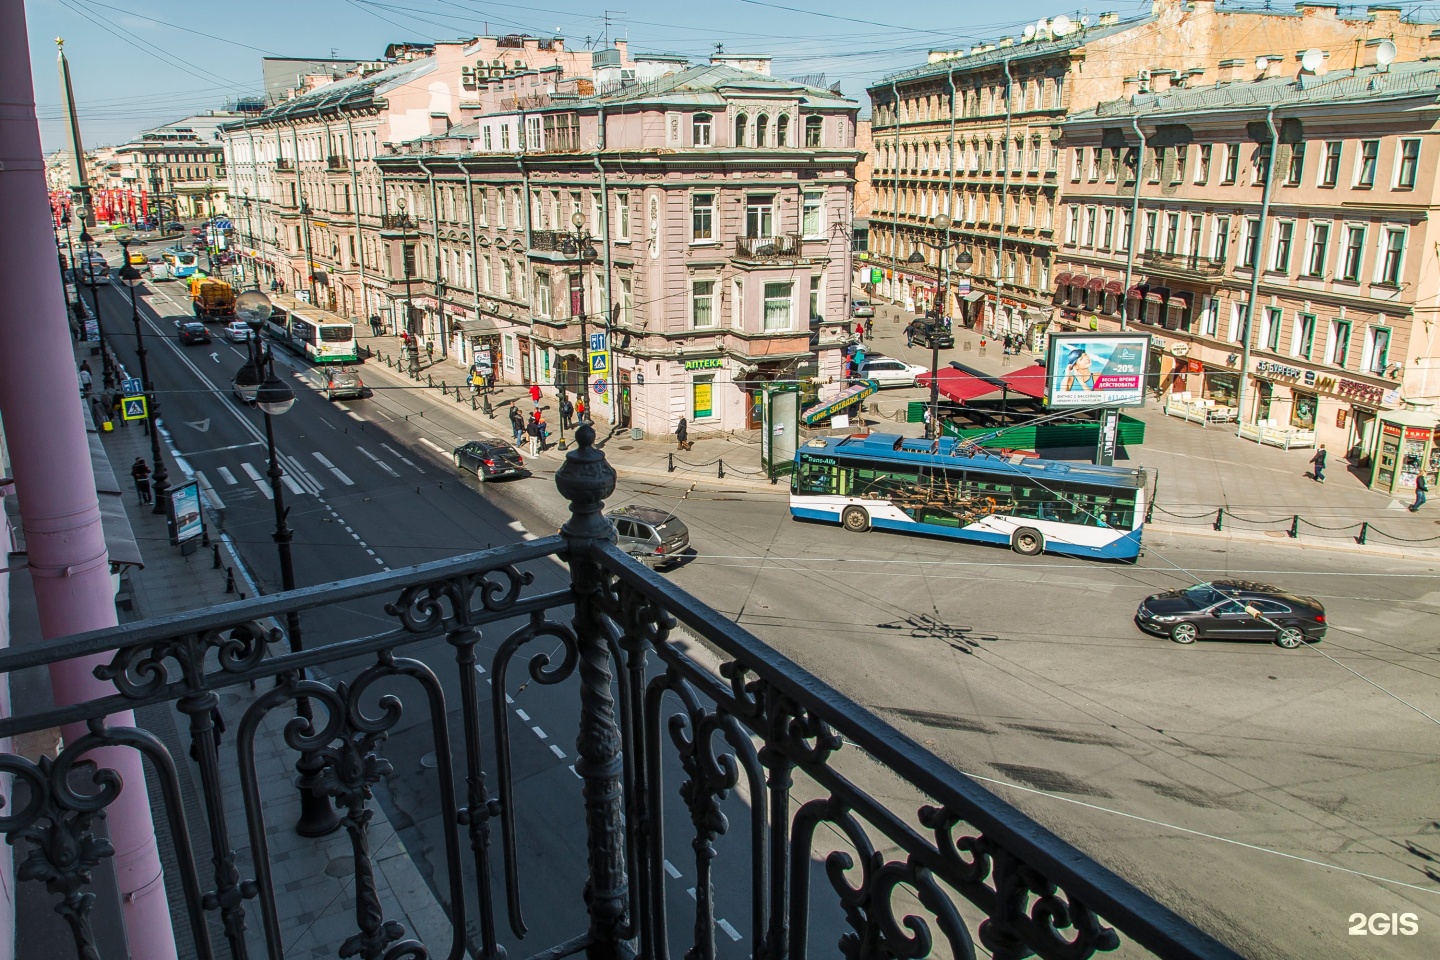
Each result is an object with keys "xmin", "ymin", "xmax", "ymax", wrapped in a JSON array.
[{"xmin": 121, "ymin": 395, "xmax": 148, "ymax": 421}]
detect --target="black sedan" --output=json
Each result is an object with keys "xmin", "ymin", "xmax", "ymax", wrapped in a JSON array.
[
  {"xmin": 913, "ymin": 320, "xmax": 954, "ymax": 349},
  {"xmin": 452, "ymin": 440, "xmax": 524, "ymax": 481},
  {"xmin": 178, "ymin": 322, "xmax": 211, "ymax": 345},
  {"xmin": 1135, "ymin": 580, "xmax": 1326, "ymax": 647}
]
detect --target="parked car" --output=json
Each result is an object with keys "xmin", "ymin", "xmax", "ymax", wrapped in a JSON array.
[
  {"xmin": 223, "ymin": 320, "xmax": 253, "ymax": 343},
  {"xmin": 851, "ymin": 298, "xmax": 875, "ymax": 318},
  {"xmin": 1134, "ymin": 580, "xmax": 1326, "ymax": 647},
  {"xmin": 912, "ymin": 320, "xmax": 954, "ymax": 349},
  {"xmin": 178, "ymin": 322, "xmax": 211, "ymax": 345},
  {"xmin": 853, "ymin": 357, "xmax": 928, "ymax": 389},
  {"xmin": 164, "ymin": 221, "xmax": 184, "ymax": 232},
  {"xmin": 452, "ymin": 440, "xmax": 524, "ymax": 481},
  {"xmin": 606, "ymin": 505, "xmax": 691, "ymax": 569},
  {"xmin": 323, "ymin": 367, "xmax": 366, "ymax": 401}
]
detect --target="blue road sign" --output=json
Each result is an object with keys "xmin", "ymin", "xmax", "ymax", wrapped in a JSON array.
[
  {"xmin": 121, "ymin": 377, "xmax": 143, "ymax": 396},
  {"xmin": 121, "ymin": 396, "xmax": 149, "ymax": 421}
]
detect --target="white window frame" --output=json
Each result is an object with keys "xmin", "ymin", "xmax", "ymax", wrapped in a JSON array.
[
  {"xmin": 615, "ymin": 192, "xmax": 630, "ymax": 241},
  {"xmin": 693, "ymin": 113, "xmax": 712, "ymax": 147},
  {"xmin": 731, "ymin": 277, "xmax": 744, "ymax": 329},
  {"xmin": 1304, "ymin": 221, "xmax": 1330, "ymax": 278},
  {"xmin": 1361, "ymin": 325, "xmax": 1391, "ymax": 374},
  {"xmin": 1355, "ymin": 139, "xmax": 1379, "ymax": 187},
  {"xmin": 1228, "ymin": 301, "xmax": 1245, "ymax": 343},
  {"xmin": 1394, "ymin": 138, "xmax": 1420, "ymax": 190},
  {"xmin": 1374, "ymin": 225, "xmax": 1406, "ymax": 285},
  {"xmin": 762, "ymin": 281, "xmax": 794, "ymax": 331},
  {"xmin": 533, "ymin": 269, "xmax": 551, "ymax": 317},
  {"xmin": 691, "ymin": 192, "xmax": 715, "ymax": 243},
  {"xmin": 1101, "ymin": 207, "xmax": 1115, "ymax": 250},
  {"xmin": 1291, "ymin": 312, "xmax": 1316, "ymax": 359},
  {"xmin": 1325, "ymin": 318, "xmax": 1351, "ymax": 367},
  {"xmin": 690, "ymin": 278, "xmax": 717, "ymax": 328},
  {"xmin": 1066, "ymin": 205, "xmax": 1079, "ymax": 245},
  {"xmin": 1319, "ymin": 140, "xmax": 1342, "ymax": 187},
  {"xmin": 802, "ymin": 191, "xmax": 825, "ymax": 237}
]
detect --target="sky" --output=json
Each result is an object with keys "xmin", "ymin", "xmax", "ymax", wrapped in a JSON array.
[{"xmin": 22, "ymin": 0, "xmax": 1157, "ymax": 151}]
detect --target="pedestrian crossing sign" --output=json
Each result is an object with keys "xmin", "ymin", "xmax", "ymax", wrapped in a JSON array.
[{"xmin": 122, "ymin": 396, "xmax": 148, "ymax": 421}]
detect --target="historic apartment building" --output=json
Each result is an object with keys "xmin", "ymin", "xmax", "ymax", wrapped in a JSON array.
[
  {"xmin": 220, "ymin": 36, "xmax": 629, "ymax": 318},
  {"xmin": 104, "ymin": 113, "xmax": 240, "ymax": 223},
  {"xmin": 376, "ymin": 57, "xmax": 861, "ymax": 434},
  {"xmin": 1056, "ymin": 59, "xmax": 1440, "ymax": 468},
  {"xmin": 866, "ymin": 0, "xmax": 1440, "ymax": 346}
]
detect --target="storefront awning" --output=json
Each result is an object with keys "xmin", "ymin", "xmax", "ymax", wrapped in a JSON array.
[
  {"xmin": 1128, "ymin": 285, "xmax": 1145, "ymax": 299},
  {"xmin": 1145, "ymin": 290, "xmax": 1166, "ymax": 303},
  {"xmin": 916, "ymin": 367, "xmax": 1000, "ymax": 403},
  {"xmin": 1104, "ymin": 280, "xmax": 1124, "ymax": 296},
  {"xmin": 1054, "ymin": 272, "xmax": 1073, "ymax": 287},
  {"xmin": 1086, "ymin": 276, "xmax": 1105, "ymax": 292},
  {"xmin": 963, "ymin": 290, "xmax": 985, "ymax": 303},
  {"xmin": 998, "ymin": 364, "xmax": 1048, "ymax": 399},
  {"xmin": 1167, "ymin": 291, "xmax": 1193, "ymax": 309},
  {"xmin": 457, "ymin": 317, "xmax": 500, "ymax": 336},
  {"xmin": 802, "ymin": 380, "xmax": 878, "ymax": 424}
]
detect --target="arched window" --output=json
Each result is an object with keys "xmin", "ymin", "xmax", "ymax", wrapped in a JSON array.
[
  {"xmin": 756, "ymin": 114, "xmax": 770, "ymax": 147},
  {"xmin": 777, "ymin": 114, "xmax": 789, "ymax": 146},
  {"xmin": 805, "ymin": 115, "xmax": 823, "ymax": 147},
  {"xmin": 734, "ymin": 113, "xmax": 748, "ymax": 146},
  {"xmin": 693, "ymin": 113, "xmax": 712, "ymax": 146}
]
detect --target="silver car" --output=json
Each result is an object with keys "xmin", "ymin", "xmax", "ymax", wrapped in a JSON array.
[{"xmin": 606, "ymin": 506, "xmax": 691, "ymax": 569}]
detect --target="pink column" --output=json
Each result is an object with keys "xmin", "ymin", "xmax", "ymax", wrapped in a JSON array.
[{"xmin": 0, "ymin": 9, "xmax": 178, "ymax": 960}]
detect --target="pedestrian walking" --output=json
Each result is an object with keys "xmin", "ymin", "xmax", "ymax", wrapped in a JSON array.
[
  {"xmin": 576, "ymin": 398, "xmax": 587, "ymax": 423},
  {"xmin": 1310, "ymin": 444, "xmax": 1327, "ymax": 483},
  {"xmin": 529, "ymin": 383, "xmax": 542, "ymax": 409},
  {"xmin": 526, "ymin": 416, "xmax": 541, "ymax": 457},
  {"xmin": 854, "ymin": 321, "xmax": 865, "ymax": 342},
  {"xmin": 509, "ymin": 405, "xmax": 525, "ymax": 444},
  {"xmin": 78, "ymin": 363, "xmax": 93, "ymax": 398},
  {"xmin": 559, "ymin": 395, "xmax": 574, "ymax": 430},
  {"xmin": 864, "ymin": 316, "xmax": 874, "ymax": 339},
  {"xmin": 1411, "ymin": 473, "xmax": 1429, "ymax": 512},
  {"xmin": 131, "ymin": 457, "xmax": 152, "ymax": 504},
  {"xmin": 111, "ymin": 394, "xmax": 128, "ymax": 429},
  {"xmin": 534, "ymin": 411, "xmax": 549, "ymax": 451},
  {"xmin": 904, "ymin": 321, "xmax": 917, "ymax": 348},
  {"xmin": 675, "ymin": 416, "xmax": 691, "ymax": 451},
  {"xmin": 425, "ymin": 339, "xmax": 434, "ymax": 363}
]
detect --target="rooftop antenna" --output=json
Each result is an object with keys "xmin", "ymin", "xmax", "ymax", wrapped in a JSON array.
[
  {"xmin": 1050, "ymin": 14, "xmax": 1073, "ymax": 37},
  {"xmin": 1376, "ymin": 38, "xmax": 1397, "ymax": 72},
  {"xmin": 1300, "ymin": 48, "xmax": 1324, "ymax": 74},
  {"xmin": 331, "ymin": 47, "xmax": 339, "ymax": 59}
]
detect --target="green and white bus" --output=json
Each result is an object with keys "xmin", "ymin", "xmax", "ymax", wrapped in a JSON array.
[{"xmin": 264, "ymin": 294, "xmax": 359, "ymax": 364}]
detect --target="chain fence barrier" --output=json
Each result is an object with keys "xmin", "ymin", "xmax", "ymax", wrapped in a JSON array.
[{"xmin": 1149, "ymin": 502, "xmax": 1440, "ymax": 546}]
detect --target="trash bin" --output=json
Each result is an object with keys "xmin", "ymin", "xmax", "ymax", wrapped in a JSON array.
[{"xmin": 630, "ymin": 427, "xmax": 644, "ymax": 441}]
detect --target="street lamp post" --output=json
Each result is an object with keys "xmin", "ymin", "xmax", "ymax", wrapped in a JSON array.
[
  {"xmin": 233, "ymin": 290, "xmax": 341, "ymax": 838},
  {"xmin": 115, "ymin": 228, "xmax": 172, "ymax": 514},
  {"xmin": 76, "ymin": 209, "xmax": 116, "ymax": 391},
  {"xmin": 558, "ymin": 210, "xmax": 600, "ymax": 451},
  {"xmin": 907, "ymin": 213, "xmax": 974, "ymax": 441},
  {"xmin": 395, "ymin": 198, "xmax": 419, "ymax": 378},
  {"xmin": 241, "ymin": 187, "xmax": 256, "ymax": 288}
]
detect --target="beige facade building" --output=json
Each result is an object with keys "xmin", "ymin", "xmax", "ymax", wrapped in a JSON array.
[
  {"xmin": 106, "ymin": 114, "xmax": 240, "ymax": 223},
  {"xmin": 866, "ymin": 0, "xmax": 1440, "ymax": 344},
  {"xmin": 377, "ymin": 59, "xmax": 862, "ymax": 434},
  {"xmin": 1056, "ymin": 60, "xmax": 1440, "ymax": 481}
]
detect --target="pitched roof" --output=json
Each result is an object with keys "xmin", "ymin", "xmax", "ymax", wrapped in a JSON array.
[
  {"xmin": 222, "ymin": 57, "xmax": 435, "ymax": 130},
  {"xmin": 581, "ymin": 63, "xmax": 855, "ymax": 110},
  {"xmin": 1072, "ymin": 59, "xmax": 1440, "ymax": 122}
]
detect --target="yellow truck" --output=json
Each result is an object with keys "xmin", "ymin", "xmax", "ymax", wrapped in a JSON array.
[{"xmin": 189, "ymin": 276, "xmax": 236, "ymax": 320}]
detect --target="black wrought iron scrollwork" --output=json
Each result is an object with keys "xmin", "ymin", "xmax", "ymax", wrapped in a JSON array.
[
  {"xmin": 385, "ymin": 565, "xmax": 534, "ymax": 634},
  {"xmin": 93, "ymin": 620, "xmax": 279, "ymax": 699},
  {"xmin": 0, "ymin": 752, "xmax": 120, "ymax": 960}
]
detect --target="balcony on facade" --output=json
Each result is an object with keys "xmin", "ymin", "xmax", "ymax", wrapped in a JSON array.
[
  {"xmin": 1138, "ymin": 250, "xmax": 1226, "ymax": 282},
  {"xmin": 732, "ymin": 233, "xmax": 812, "ymax": 263},
  {"xmin": 0, "ymin": 438, "xmax": 1242, "ymax": 960},
  {"xmin": 275, "ymin": 158, "xmax": 294, "ymax": 171},
  {"xmin": 326, "ymin": 155, "xmax": 349, "ymax": 172}
]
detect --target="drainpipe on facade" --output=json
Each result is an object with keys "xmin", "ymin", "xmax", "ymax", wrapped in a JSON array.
[
  {"xmin": 419, "ymin": 157, "xmax": 445, "ymax": 358},
  {"xmin": 1236, "ymin": 105, "xmax": 1279, "ymax": 432},
  {"xmin": 890, "ymin": 80, "xmax": 902, "ymax": 305},
  {"xmin": 463, "ymin": 162, "xmax": 480, "ymax": 369},
  {"xmin": 594, "ymin": 104, "xmax": 617, "ymax": 425},
  {"xmin": 344, "ymin": 114, "xmax": 367, "ymax": 320},
  {"xmin": 0, "ymin": 9, "xmax": 178, "ymax": 956},
  {"xmin": 246, "ymin": 125, "xmax": 265, "ymax": 285},
  {"xmin": 1120, "ymin": 116, "xmax": 1149, "ymax": 333},
  {"xmin": 518, "ymin": 144, "xmax": 536, "ymax": 382},
  {"xmin": 994, "ymin": 58, "xmax": 1013, "ymax": 337},
  {"xmin": 290, "ymin": 126, "xmax": 315, "ymax": 300},
  {"xmin": 945, "ymin": 67, "xmax": 958, "ymax": 322}
]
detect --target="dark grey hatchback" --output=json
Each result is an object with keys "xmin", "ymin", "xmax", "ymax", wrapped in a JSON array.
[
  {"xmin": 1135, "ymin": 580, "xmax": 1326, "ymax": 647},
  {"xmin": 452, "ymin": 440, "xmax": 524, "ymax": 481},
  {"xmin": 606, "ymin": 506, "xmax": 691, "ymax": 569}
]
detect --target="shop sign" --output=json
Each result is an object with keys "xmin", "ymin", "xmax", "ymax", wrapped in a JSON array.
[
  {"xmin": 684, "ymin": 358, "xmax": 723, "ymax": 370},
  {"xmin": 1336, "ymin": 408, "xmax": 1348, "ymax": 429},
  {"xmin": 870, "ymin": 268, "xmax": 883, "ymax": 283},
  {"xmin": 1255, "ymin": 359, "xmax": 1303, "ymax": 381},
  {"xmin": 1046, "ymin": 333, "xmax": 1149, "ymax": 408},
  {"xmin": 953, "ymin": 278, "xmax": 971, "ymax": 295},
  {"xmin": 1169, "ymin": 342, "xmax": 1190, "ymax": 357},
  {"xmin": 1334, "ymin": 378, "xmax": 1385, "ymax": 407},
  {"xmin": 1382, "ymin": 422, "xmax": 1403, "ymax": 438},
  {"xmin": 1405, "ymin": 427, "xmax": 1431, "ymax": 441}
]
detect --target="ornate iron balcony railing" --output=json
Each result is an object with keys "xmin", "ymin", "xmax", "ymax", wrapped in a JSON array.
[
  {"xmin": 734, "ymin": 233, "xmax": 802, "ymax": 260},
  {"xmin": 0, "ymin": 430, "xmax": 1238, "ymax": 960}
]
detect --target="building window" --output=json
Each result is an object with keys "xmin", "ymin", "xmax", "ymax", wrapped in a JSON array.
[
  {"xmin": 693, "ymin": 113, "xmax": 712, "ymax": 146},
  {"xmin": 745, "ymin": 195, "xmax": 774, "ymax": 237},
  {"xmin": 1396, "ymin": 138, "xmax": 1420, "ymax": 189},
  {"xmin": 1087, "ymin": 147, "xmax": 1100, "ymax": 180},
  {"xmin": 1106, "ymin": 146, "xmax": 1119, "ymax": 183},
  {"xmin": 1147, "ymin": 147, "xmax": 1162, "ymax": 183},
  {"xmin": 1377, "ymin": 226, "xmax": 1405, "ymax": 285},
  {"xmin": 1242, "ymin": 217, "xmax": 1260, "ymax": 268},
  {"xmin": 1286, "ymin": 142, "xmax": 1305, "ymax": 186},
  {"xmin": 1173, "ymin": 145, "xmax": 1187, "ymax": 183},
  {"xmin": 1321, "ymin": 141, "xmax": 1341, "ymax": 187},
  {"xmin": 731, "ymin": 278, "xmax": 744, "ymax": 328},
  {"xmin": 1357, "ymin": 139, "xmax": 1378, "ymax": 187},
  {"xmin": 762, "ymin": 281, "xmax": 793, "ymax": 331},
  {"xmin": 1212, "ymin": 215, "xmax": 1229, "ymax": 263},
  {"xmin": 616, "ymin": 192, "xmax": 630, "ymax": 240},
  {"xmin": 1186, "ymin": 213, "xmax": 1203, "ymax": 256},
  {"xmin": 692, "ymin": 376, "xmax": 715, "ymax": 419},
  {"xmin": 1252, "ymin": 144, "xmax": 1272, "ymax": 184},
  {"xmin": 691, "ymin": 279, "xmax": 716, "ymax": 327},
  {"xmin": 1071, "ymin": 148, "xmax": 1082, "ymax": 181},
  {"xmin": 802, "ymin": 191, "xmax": 824, "ymax": 236},
  {"xmin": 805, "ymin": 116, "xmax": 822, "ymax": 147},
  {"xmin": 1144, "ymin": 211, "xmax": 1158, "ymax": 252},
  {"xmin": 1293, "ymin": 313, "xmax": 1316, "ymax": 359},
  {"xmin": 1066, "ymin": 205, "xmax": 1079, "ymax": 244},
  {"xmin": 777, "ymin": 114, "xmax": 790, "ymax": 147},
  {"xmin": 691, "ymin": 193, "xmax": 714, "ymax": 241},
  {"xmin": 735, "ymin": 113, "xmax": 748, "ymax": 147},
  {"xmin": 1120, "ymin": 210, "xmax": 1131, "ymax": 251},
  {"xmin": 1326, "ymin": 319, "xmax": 1351, "ymax": 367},
  {"xmin": 1271, "ymin": 220, "xmax": 1293, "ymax": 272},
  {"xmin": 1164, "ymin": 212, "xmax": 1180, "ymax": 254},
  {"xmin": 756, "ymin": 114, "xmax": 770, "ymax": 147},
  {"xmin": 1101, "ymin": 207, "xmax": 1115, "ymax": 249},
  {"xmin": 1201, "ymin": 296, "xmax": 1219, "ymax": 337},
  {"xmin": 1196, "ymin": 144, "xmax": 1211, "ymax": 184},
  {"xmin": 533, "ymin": 269, "xmax": 551, "ymax": 317},
  {"xmin": 1262, "ymin": 307, "xmax": 1283, "ymax": 352},
  {"xmin": 525, "ymin": 115, "xmax": 542, "ymax": 151},
  {"xmin": 1363, "ymin": 326, "xmax": 1391, "ymax": 374},
  {"xmin": 1305, "ymin": 223, "xmax": 1329, "ymax": 278},
  {"xmin": 1083, "ymin": 205, "xmax": 1097, "ymax": 246},
  {"xmin": 809, "ymin": 274, "xmax": 824, "ymax": 322},
  {"xmin": 1223, "ymin": 143, "xmax": 1239, "ymax": 184},
  {"xmin": 1341, "ymin": 225, "xmax": 1364, "ymax": 281}
]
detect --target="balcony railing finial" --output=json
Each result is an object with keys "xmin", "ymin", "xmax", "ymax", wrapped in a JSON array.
[{"xmin": 555, "ymin": 422, "xmax": 617, "ymax": 544}]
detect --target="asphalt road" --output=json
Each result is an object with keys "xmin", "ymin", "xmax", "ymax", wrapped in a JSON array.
[{"xmin": 89, "ymin": 249, "xmax": 1440, "ymax": 958}]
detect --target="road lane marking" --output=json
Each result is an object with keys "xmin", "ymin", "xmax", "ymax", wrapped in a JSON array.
[
  {"xmin": 568, "ymin": 765, "xmax": 580, "ymax": 778},
  {"xmin": 347, "ymin": 411, "xmax": 366, "ymax": 421},
  {"xmin": 548, "ymin": 744, "xmax": 566, "ymax": 759},
  {"xmin": 313, "ymin": 452, "xmax": 355, "ymax": 485},
  {"xmin": 186, "ymin": 441, "xmax": 263, "ymax": 457},
  {"xmin": 216, "ymin": 466, "xmax": 237, "ymax": 485},
  {"xmin": 718, "ymin": 920, "xmax": 741, "ymax": 942},
  {"xmin": 195, "ymin": 471, "xmax": 225, "ymax": 511},
  {"xmin": 356, "ymin": 445, "xmax": 401, "ymax": 477},
  {"xmin": 515, "ymin": 709, "xmax": 530, "ymax": 722},
  {"xmin": 687, "ymin": 888, "xmax": 696, "ymax": 901},
  {"xmin": 663, "ymin": 860, "xmax": 681, "ymax": 879},
  {"xmin": 381, "ymin": 443, "xmax": 419, "ymax": 469},
  {"xmin": 282, "ymin": 474, "xmax": 304, "ymax": 496},
  {"xmin": 420, "ymin": 437, "xmax": 448, "ymax": 455},
  {"xmin": 531, "ymin": 726, "xmax": 547, "ymax": 740},
  {"xmin": 240, "ymin": 462, "xmax": 272, "ymax": 499}
]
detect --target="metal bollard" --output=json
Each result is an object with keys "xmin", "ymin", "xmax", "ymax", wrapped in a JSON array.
[
  {"xmin": 471, "ymin": 395, "xmax": 478, "ymax": 411},
  {"xmin": 667, "ymin": 453, "xmax": 675, "ymax": 472},
  {"xmin": 427, "ymin": 374, "xmax": 434, "ymax": 387},
  {"xmin": 718, "ymin": 459, "xmax": 725, "ymax": 479},
  {"xmin": 441, "ymin": 383, "xmax": 449, "ymax": 397},
  {"xmin": 212, "ymin": 543, "xmax": 221, "ymax": 569},
  {"xmin": 224, "ymin": 566, "xmax": 236, "ymax": 593},
  {"xmin": 1289, "ymin": 515, "xmax": 1299, "ymax": 538},
  {"xmin": 1213, "ymin": 508, "xmax": 1224, "ymax": 531},
  {"xmin": 1358, "ymin": 522, "xmax": 1369, "ymax": 545}
]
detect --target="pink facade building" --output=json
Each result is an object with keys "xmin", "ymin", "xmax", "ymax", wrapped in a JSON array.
[
  {"xmin": 1056, "ymin": 60, "xmax": 1440, "ymax": 479},
  {"xmin": 376, "ymin": 59, "xmax": 862, "ymax": 434}
]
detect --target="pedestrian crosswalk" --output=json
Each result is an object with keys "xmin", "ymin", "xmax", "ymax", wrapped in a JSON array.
[{"xmin": 203, "ymin": 442, "xmax": 423, "ymax": 499}]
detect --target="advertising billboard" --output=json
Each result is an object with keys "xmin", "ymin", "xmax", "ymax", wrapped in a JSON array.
[
  {"xmin": 1046, "ymin": 333, "xmax": 1149, "ymax": 408},
  {"xmin": 168, "ymin": 480, "xmax": 204, "ymax": 545}
]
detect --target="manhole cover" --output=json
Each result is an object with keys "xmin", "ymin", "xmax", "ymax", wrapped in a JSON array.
[{"xmin": 324, "ymin": 857, "xmax": 354, "ymax": 878}]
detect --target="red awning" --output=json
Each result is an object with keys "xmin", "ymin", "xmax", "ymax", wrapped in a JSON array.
[
  {"xmin": 916, "ymin": 367, "xmax": 1001, "ymax": 403},
  {"xmin": 1104, "ymin": 280, "xmax": 1124, "ymax": 296},
  {"xmin": 1167, "ymin": 290, "xmax": 1193, "ymax": 309},
  {"xmin": 999, "ymin": 364, "xmax": 1048, "ymax": 399},
  {"xmin": 1086, "ymin": 276, "xmax": 1105, "ymax": 291},
  {"xmin": 1127, "ymin": 285, "xmax": 1145, "ymax": 299},
  {"xmin": 1054, "ymin": 272, "xmax": 1073, "ymax": 286},
  {"xmin": 1145, "ymin": 290, "xmax": 1166, "ymax": 303}
]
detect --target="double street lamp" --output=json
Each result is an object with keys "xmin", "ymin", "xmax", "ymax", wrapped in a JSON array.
[
  {"xmin": 394, "ymin": 198, "xmax": 419, "ymax": 378},
  {"xmin": 907, "ymin": 213, "xmax": 974, "ymax": 441},
  {"xmin": 76, "ymin": 208, "xmax": 116, "ymax": 391},
  {"xmin": 114, "ymin": 228, "xmax": 171, "ymax": 515},
  {"xmin": 557, "ymin": 210, "xmax": 600, "ymax": 451},
  {"xmin": 232, "ymin": 290, "xmax": 340, "ymax": 838}
]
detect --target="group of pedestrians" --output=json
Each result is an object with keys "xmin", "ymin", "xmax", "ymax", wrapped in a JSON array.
[{"xmin": 506, "ymin": 384, "xmax": 590, "ymax": 456}]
